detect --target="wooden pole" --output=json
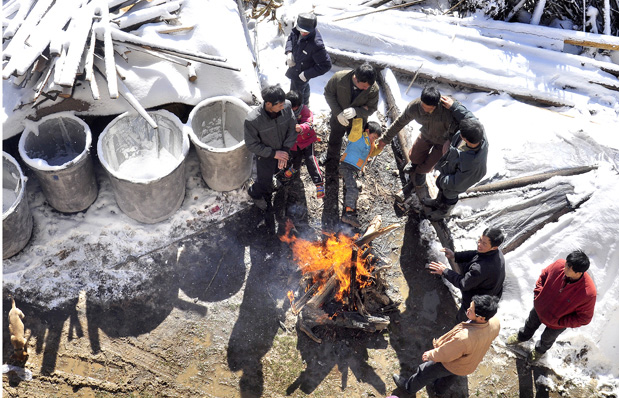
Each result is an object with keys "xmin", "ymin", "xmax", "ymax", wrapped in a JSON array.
[
  {"xmin": 332, "ymin": 0, "xmax": 425, "ymax": 22},
  {"xmin": 466, "ymin": 165, "xmax": 598, "ymax": 194}
]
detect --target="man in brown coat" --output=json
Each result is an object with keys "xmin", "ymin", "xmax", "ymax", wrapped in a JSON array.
[
  {"xmin": 322, "ymin": 62, "xmax": 379, "ymax": 172},
  {"xmin": 393, "ymin": 295, "xmax": 500, "ymax": 396}
]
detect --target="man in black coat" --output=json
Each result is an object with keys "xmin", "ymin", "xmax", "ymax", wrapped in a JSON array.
[
  {"xmin": 423, "ymin": 118, "xmax": 488, "ymax": 220},
  {"xmin": 427, "ymin": 227, "xmax": 506, "ymax": 322},
  {"xmin": 285, "ymin": 13, "xmax": 332, "ymax": 106}
]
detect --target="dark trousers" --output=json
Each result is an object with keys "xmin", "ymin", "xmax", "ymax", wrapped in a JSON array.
[
  {"xmin": 518, "ymin": 308, "xmax": 566, "ymax": 354},
  {"xmin": 325, "ymin": 115, "xmax": 351, "ymax": 166},
  {"xmin": 290, "ymin": 144, "xmax": 323, "ymax": 185},
  {"xmin": 409, "ymin": 135, "xmax": 447, "ymax": 174},
  {"xmin": 339, "ymin": 162, "xmax": 359, "ymax": 209},
  {"xmin": 290, "ymin": 79, "xmax": 310, "ymax": 106},
  {"xmin": 248, "ymin": 156, "xmax": 279, "ymax": 201},
  {"xmin": 406, "ymin": 361, "xmax": 457, "ymax": 394}
]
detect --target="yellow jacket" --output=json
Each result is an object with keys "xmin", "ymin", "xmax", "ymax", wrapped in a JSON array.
[{"xmin": 426, "ymin": 317, "xmax": 500, "ymax": 376}]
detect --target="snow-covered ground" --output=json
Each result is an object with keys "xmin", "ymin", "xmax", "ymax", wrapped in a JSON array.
[{"xmin": 3, "ymin": 0, "xmax": 619, "ymax": 395}]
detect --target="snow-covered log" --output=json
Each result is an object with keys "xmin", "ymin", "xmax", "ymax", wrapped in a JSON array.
[
  {"xmin": 109, "ymin": 27, "xmax": 227, "ymax": 63},
  {"xmin": 112, "ymin": 0, "xmax": 183, "ymax": 30}
]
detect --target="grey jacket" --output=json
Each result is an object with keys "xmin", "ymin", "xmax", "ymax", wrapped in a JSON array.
[
  {"xmin": 381, "ymin": 98, "xmax": 474, "ymax": 145},
  {"xmin": 244, "ymin": 101, "xmax": 297, "ymax": 159},
  {"xmin": 436, "ymin": 131, "xmax": 488, "ymax": 199},
  {"xmin": 323, "ymin": 70, "xmax": 379, "ymax": 123}
]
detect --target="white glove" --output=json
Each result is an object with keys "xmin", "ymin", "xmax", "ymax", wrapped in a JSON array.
[
  {"xmin": 342, "ymin": 107, "xmax": 356, "ymax": 119},
  {"xmin": 286, "ymin": 53, "xmax": 296, "ymax": 67},
  {"xmin": 299, "ymin": 71, "xmax": 307, "ymax": 82},
  {"xmin": 337, "ymin": 112, "xmax": 349, "ymax": 127}
]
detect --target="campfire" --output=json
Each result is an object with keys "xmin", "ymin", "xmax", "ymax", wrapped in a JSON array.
[{"xmin": 281, "ymin": 216, "xmax": 400, "ymax": 343}]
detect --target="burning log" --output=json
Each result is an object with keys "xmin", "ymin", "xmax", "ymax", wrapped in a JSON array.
[{"xmin": 283, "ymin": 221, "xmax": 396, "ymax": 344}]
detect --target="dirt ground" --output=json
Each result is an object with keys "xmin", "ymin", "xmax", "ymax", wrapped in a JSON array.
[{"xmin": 2, "ymin": 114, "xmax": 605, "ymax": 398}]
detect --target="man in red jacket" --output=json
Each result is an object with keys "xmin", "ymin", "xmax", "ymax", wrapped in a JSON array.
[{"xmin": 506, "ymin": 250, "xmax": 597, "ymax": 361}]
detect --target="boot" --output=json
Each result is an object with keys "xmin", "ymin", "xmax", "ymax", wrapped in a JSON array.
[
  {"xmin": 341, "ymin": 207, "xmax": 361, "ymax": 228},
  {"xmin": 422, "ymin": 197, "xmax": 439, "ymax": 208},
  {"xmin": 424, "ymin": 204, "xmax": 455, "ymax": 221},
  {"xmin": 284, "ymin": 166, "xmax": 297, "ymax": 179}
]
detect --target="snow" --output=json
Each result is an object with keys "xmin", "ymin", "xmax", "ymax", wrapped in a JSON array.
[{"xmin": 3, "ymin": 0, "xmax": 619, "ymax": 395}]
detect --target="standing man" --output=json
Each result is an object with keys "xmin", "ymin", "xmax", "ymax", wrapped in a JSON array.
[
  {"xmin": 428, "ymin": 227, "xmax": 506, "ymax": 323},
  {"xmin": 285, "ymin": 13, "xmax": 332, "ymax": 106},
  {"xmin": 507, "ymin": 250, "xmax": 597, "ymax": 361},
  {"xmin": 423, "ymin": 117, "xmax": 488, "ymax": 220},
  {"xmin": 393, "ymin": 295, "xmax": 500, "ymax": 396},
  {"xmin": 323, "ymin": 62, "xmax": 379, "ymax": 171},
  {"xmin": 377, "ymin": 87, "xmax": 476, "ymax": 194},
  {"xmin": 244, "ymin": 85, "xmax": 297, "ymax": 210}
]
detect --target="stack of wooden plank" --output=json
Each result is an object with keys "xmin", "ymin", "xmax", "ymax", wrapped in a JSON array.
[{"xmin": 2, "ymin": 0, "xmax": 236, "ymax": 127}]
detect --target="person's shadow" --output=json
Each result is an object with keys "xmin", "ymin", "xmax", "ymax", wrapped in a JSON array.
[
  {"xmin": 514, "ymin": 355, "xmax": 553, "ymax": 397},
  {"xmin": 389, "ymin": 215, "xmax": 469, "ymax": 397},
  {"xmin": 227, "ymin": 213, "xmax": 296, "ymax": 397},
  {"xmin": 286, "ymin": 324, "xmax": 389, "ymax": 395}
]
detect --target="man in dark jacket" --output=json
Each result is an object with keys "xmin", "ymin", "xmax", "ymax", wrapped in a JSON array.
[
  {"xmin": 507, "ymin": 250, "xmax": 597, "ymax": 361},
  {"xmin": 322, "ymin": 62, "xmax": 379, "ymax": 171},
  {"xmin": 244, "ymin": 85, "xmax": 297, "ymax": 210},
  {"xmin": 285, "ymin": 13, "xmax": 332, "ymax": 106},
  {"xmin": 378, "ymin": 87, "xmax": 476, "ymax": 193},
  {"xmin": 428, "ymin": 227, "xmax": 506, "ymax": 323},
  {"xmin": 423, "ymin": 117, "xmax": 488, "ymax": 220}
]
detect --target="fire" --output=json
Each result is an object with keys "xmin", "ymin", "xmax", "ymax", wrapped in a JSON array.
[
  {"xmin": 280, "ymin": 221, "xmax": 373, "ymax": 303},
  {"xmin": 287, "ymin": 290, "xmax": 295, "ymax": 306}
]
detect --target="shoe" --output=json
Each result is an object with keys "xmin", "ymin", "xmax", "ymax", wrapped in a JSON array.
[
  {"xmin": 506, "ymin": 334, "xmax": 520, "ymax": 345},
  {"xmin": 424, "ymin": 205, "xmax": 454, "ymax": 221},
  {"xmin": 413, "ymin": 173, "xmax": 426, "ymax": 187},
  {"xmin": 422, "ymin": 197, "xmax": 439, "ymax": 208},
  {"xmin": 253, "ymin": 197, "xmax": 268, "ymax": 211},
  {"xmin": 341, "ymin": 209, "xmax": 361, "ymax": 228},
  {"xmin": 393, "ymin": 189, "xmax": 406, "ymax": 203},
  {"xmin": 284, "ymin": 166, "xmax": 297, "ymax": 178},
  {"xmin": 402, "ymin": 162, "xmax": 417, "ymax": 174},
  {"xmin": 529, "ymin": 348, "xmax": 543, "ymax": 362},
  {"xmin": 316, "ymin": 184, "xmax": 325, "ymax": 199},
  {"xmin": 392, "ymin": 374, "xmax": 408, "ymax": 391}
]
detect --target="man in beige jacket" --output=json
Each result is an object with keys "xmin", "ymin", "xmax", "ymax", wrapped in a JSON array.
[{"xmin": 393, "ymin": 295, "xmax": 500, "ymax": 396}]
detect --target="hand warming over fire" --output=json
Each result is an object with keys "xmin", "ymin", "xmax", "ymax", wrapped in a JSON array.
[{"xmin": 428, "ymin": 261, "xmax": 447, "ymax": 275}]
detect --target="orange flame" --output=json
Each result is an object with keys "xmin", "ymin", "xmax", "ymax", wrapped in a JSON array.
[
  {"xmin": 280, "ymin": 220, "xmax": 373, "ymax": 303},
  {"xmin": 287, "ymin": 290, "xmax": 295, "ymax": 306}
]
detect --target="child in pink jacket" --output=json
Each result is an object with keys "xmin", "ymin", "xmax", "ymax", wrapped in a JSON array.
[{"xmin": 283, "ymin": 90, "xmax": 325, "ymax": 199}]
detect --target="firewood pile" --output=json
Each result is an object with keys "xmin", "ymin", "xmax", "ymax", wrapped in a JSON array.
[
  {"xmin": 281, "ymin": 217, "xmax": 401, "ymax": 344},
  {"xmin": 2, "ymin": 0, "xmax": 237, "ymax": 128}
]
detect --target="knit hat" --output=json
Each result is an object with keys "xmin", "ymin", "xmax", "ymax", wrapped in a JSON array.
[{"xmin": 296, "ymin": 13, "xmax": 317, "ymax": 33}]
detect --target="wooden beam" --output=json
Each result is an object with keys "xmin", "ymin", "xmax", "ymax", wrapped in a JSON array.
[
  {"xmin": 564, "ymin": 38, "xmax": 619, "ymax": 51},
  {"xmin": 466, "ymin": 165, "xmax": 598, "ymax": 194},
  {"xmin": 328, "ymin": 50, "xmax": 573, "ymax": 108}
]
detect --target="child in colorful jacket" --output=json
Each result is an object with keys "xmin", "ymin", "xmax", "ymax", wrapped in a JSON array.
[
  {"xmin": 282, "ymin": 90, "xmax": 325, "ymax": 199},
  {"xmin": 339, "ymin": 120, "xmax": 382, "ymax": 227}
]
